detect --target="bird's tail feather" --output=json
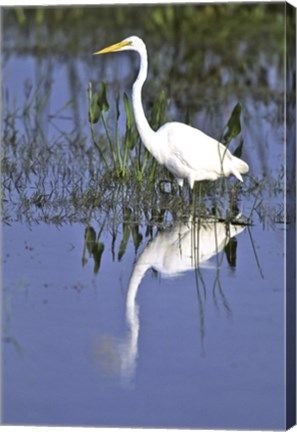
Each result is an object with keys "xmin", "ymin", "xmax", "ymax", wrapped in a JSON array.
[{"xmin": 231, "ymin": 156, "xmax": 249, "ymax": 182}]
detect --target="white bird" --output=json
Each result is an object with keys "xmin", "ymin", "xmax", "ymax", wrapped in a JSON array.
[{"xmin": 94, "ymin": 36, "xmax": 249, "ymax": 189}]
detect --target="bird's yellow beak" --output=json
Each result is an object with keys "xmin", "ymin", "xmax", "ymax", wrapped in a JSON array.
[{"xmin": 93, "ymin": 40, "xmax": 132, "ymax": 55}]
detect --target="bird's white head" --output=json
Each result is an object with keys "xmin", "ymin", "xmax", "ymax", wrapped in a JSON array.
[{"xmin": 93, "ymin": 36, "xmax": 145, "ymax": 55}]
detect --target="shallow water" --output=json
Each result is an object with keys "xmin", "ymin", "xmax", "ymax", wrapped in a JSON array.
[
  {"xmin": 3, "ymin": 220, "xmax": 285, "ymax": 429},
  {"xmin": 2, "ymin": 4, "xmax": 289, "ymax": 430}
]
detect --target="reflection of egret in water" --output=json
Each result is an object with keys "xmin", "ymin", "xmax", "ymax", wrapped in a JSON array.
[
  {"xmin": 120, "ymin": 217, "xmax": 246, "ymax": 384},
  {"xmin": 93, "ymin": 217, "xmax": 246, "ymax": 385}
]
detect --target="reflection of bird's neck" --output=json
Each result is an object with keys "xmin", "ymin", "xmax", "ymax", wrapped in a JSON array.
[
  {"xmin": 121, "ymin": 258, "xmax": 150, "ymax": 384},
  {"xmin": 127, "ymin": 258, "xmax": 150, "ymax": 309},
  {"xmin": 132, "ymin": 46, "xmax": 162, "ymax": 162}
]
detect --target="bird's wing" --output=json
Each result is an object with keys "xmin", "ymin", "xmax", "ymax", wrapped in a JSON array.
[{"xmin": 161, "ymin": 122, "xmax": 231, "ymax": 174}]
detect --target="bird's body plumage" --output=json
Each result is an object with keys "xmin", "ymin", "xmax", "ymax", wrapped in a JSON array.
[
  {"xmin": 94, "ymin": 36, "xmax": 249, "ymax": 188},
  {"xmin": 155, "ymin": 121, "xmax": 248, "ymax": 188}
]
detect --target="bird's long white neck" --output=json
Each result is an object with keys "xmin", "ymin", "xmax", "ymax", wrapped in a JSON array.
[{"xmin": 132, "ymin": 46, "xmax": 161, "ymax": 161}]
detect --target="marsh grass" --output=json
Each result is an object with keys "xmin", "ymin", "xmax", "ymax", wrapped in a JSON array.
[
  {"xmin": 87, "ymin": 79, "xmax": 250, "ymax": 216},
  {"xmin": 88, "ymin": 80, "xmax": 171, "ymax": 185},
  {"xmin": 1, "ymin": 84, "xmax": 282, "ymax": 298},
  {"xmin": 2, "ymin": 4, "xmax": 289, "ymax": 358},
  {"xmin": 2, "ymin": 3, "xmax": 288, "ymax": 236},
  {"xmin": 2, "ymin": 76, "xmax": 284, "ymax": 237}
]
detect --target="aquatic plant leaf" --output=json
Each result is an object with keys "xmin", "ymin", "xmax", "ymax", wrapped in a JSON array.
[
  {"xmin": 151, "ymin": 90, "xmax": 168, "ymax": 130},
  {"xmin": 123, "ymin": 92, "xmax": 134, "ymax": 130},
  {"xmin": 152, "ymin": 8, "xmax": 164, "ymax": 27},
  {"xmin": 224, "ymin": 237, "xmax": 237, "ymax": 268},
  {"xmin": 118, "ymin": 207, "xmax": 132, "ymax": 261},
  {"xmin": 233, "ymin": 137, "xmax": 244, "ymax": 158},
  {"xmin": 88, "ymin": 82, "xmax": 109, "ymax": 123},
  {"xmin": 118, "ymin": 225, "xmax": 130, "ymax": 261},
  {"xmin": 85, "ymin": 226, "xmax": 96, "ymax": 254},
  {"xmin": 89, "ymin": 93, "xmax": 101, "ymax": 124},
  {"xmin": 111, "ymin": 230, "xmax": 116, "ymax": 261},
  {"xmin": 82, "ymin": 226, "xmax": 96, "ymax": 266},
  {"xmin": 35, "ymin": 8, "xmax": 44, "ymax": 26},
  {"xmin": 98, "ymin": 80, "xmax": 109, "ymax": 113},
  {"xmin": 93, "ymin": 242, "xmax": 105, "ymax": 274},
  {"xmin": 131, "ymin": 225, "xmax": 143, "ymax": 253},
  {"xmin": 223, "ymin": 102, "xmax": 242, "ymax": 145},
  {"xmin": 15, "ymin": 8, "xmax": 26, "ymax": 25},
  {"xmin": 124, "ymin": 128, "xmax": 139, "ymax": 151},
  {"xmin": 115, "ymin": 91, "xmax": 120, "ymax": 121}
]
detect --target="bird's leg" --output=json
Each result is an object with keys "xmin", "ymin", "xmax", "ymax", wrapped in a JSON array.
[
  {"xmin": 191, "ymin": 182, "xmax": 203, "ymax": 217},
  {"xmin": 178, "ymin": 184, "xmax": 189, "ymax": 204},
  {"xmin": 178, "ymin": 185, "xmax": 183, "ymax": 198},
  {"xmin": 191, "ymin": 183, "xmax": 197, "ymax": 216},
  {"xmin": 230, "ymin": 184, "xmax": 240, "ymax": 219},
  {"xmin": 198, "ymin": 182, "xmax": 202, "ymax": 213}
]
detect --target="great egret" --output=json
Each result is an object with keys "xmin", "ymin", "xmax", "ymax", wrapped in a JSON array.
[{"xmin": 94, "ymin": 36, "xmax": 249, "ymax": 189}]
